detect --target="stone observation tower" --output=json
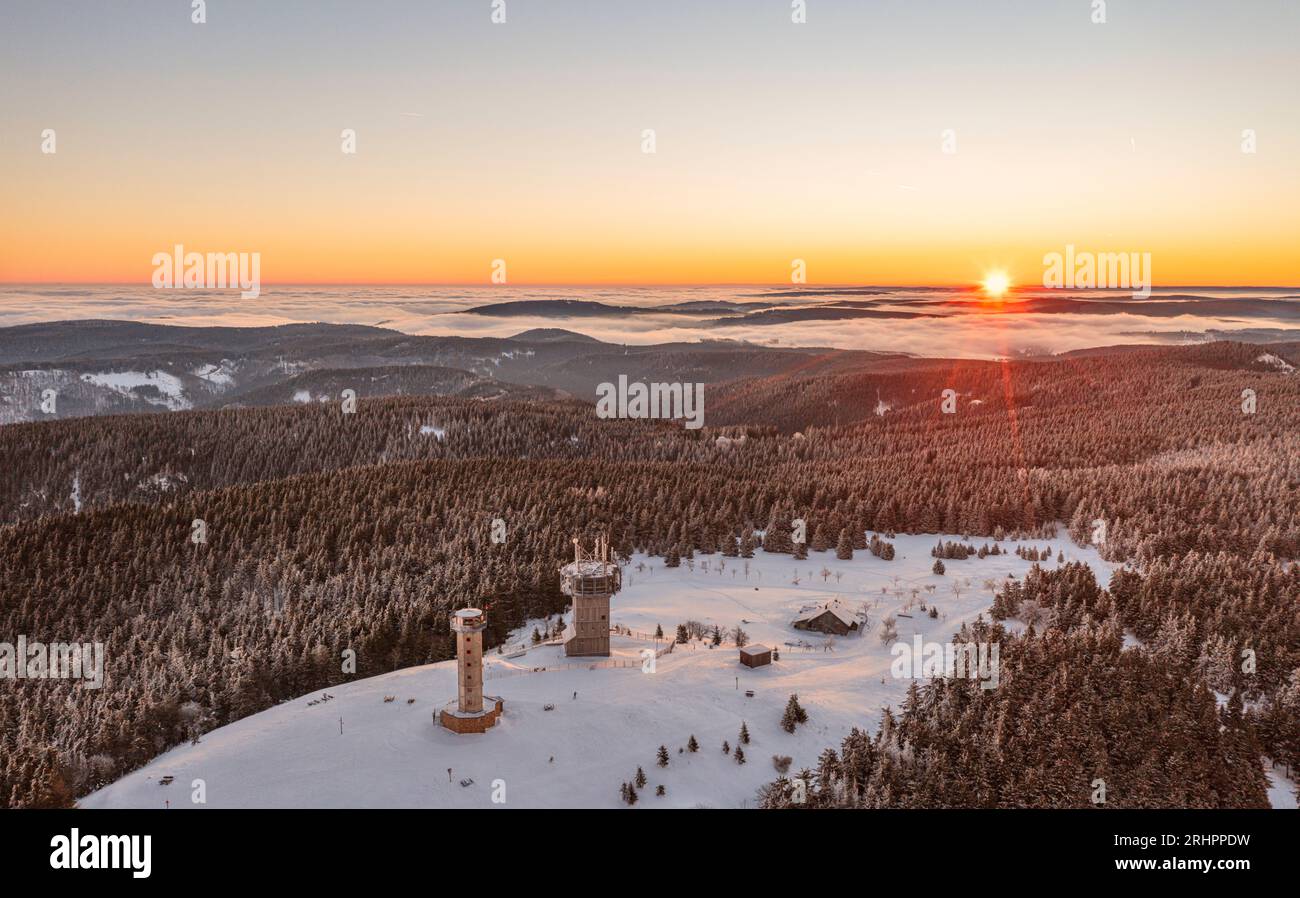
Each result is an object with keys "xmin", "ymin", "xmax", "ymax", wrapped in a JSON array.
[
  {"xmin": 438, "ymin": 608, "xmax": 504, "ymax": 734},
  {"xmin": 560, "ymin": 536, "xmax": 622, "ymax": 657}
]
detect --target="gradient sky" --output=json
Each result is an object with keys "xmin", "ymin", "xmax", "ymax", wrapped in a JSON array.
[{"xmin": 2, "ymin": 0, "xmax": 1297, "ymax": 286}]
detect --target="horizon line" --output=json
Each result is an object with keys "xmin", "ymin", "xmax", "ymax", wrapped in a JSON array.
[{"xmin": 3, "ymin": 281, "xmax": 1299, "ymax": 291}]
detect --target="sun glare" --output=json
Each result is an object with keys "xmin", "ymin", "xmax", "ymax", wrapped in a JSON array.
[{"xmin": 981, "ymin": 271, "xmax": 1011, "ymax": 299}]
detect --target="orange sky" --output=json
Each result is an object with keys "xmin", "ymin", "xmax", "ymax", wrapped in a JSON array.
[{"xmin": 3, "ymin": 1, "xmax": 1298, "ymax": 287}]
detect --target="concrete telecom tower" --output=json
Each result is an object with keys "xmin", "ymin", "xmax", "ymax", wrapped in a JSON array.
[{"xmin": 560, "ymin": 536, "xmax": 622, "ymax": 657}]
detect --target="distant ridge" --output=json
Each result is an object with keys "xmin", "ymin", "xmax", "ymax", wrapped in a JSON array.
[
  {"xmin": 464, "ymin": 299, "xmax": 775, "ymax": 317},
  {"xmin": 463, "ymin": 299, "xmax": 645, "ymax": 317},
  {"xmin": 508, "ymin": 328, "xmax": 604, "ymax": 344}
]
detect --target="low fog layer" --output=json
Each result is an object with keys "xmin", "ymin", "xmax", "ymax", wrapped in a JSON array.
[{"xmin": 4, "ymin": 285, "xmax": 1296, "ymax": 359}]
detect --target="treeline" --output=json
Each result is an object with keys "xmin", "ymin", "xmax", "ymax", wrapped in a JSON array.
[
  {"xmin": 993, "ymin": 559, "xmax": 1300, "ymax": 768},
  {"xmin": 4, "ymin": 344, "xmax": 1296, "ymax": 566},
  {"xmin": 764, "ymin": 562, "xmax": 1295, "ymax": 808},
  {"xmin": 760, "ymin": 601, "xmax": 1273, "ymax": 807}
]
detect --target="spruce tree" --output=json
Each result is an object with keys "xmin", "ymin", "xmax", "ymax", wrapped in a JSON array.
[
  {"xmin": 811, "ymin": 525, "xmax": 829, "ymax": 553},
  {"xmin": 836, "ymin": 528, "xmax": 854, "ymax": 560},
  {"xmin": 782, "ymin": 693, "xmax": 808, "ymax": 733},
  {"xmin": 781, "ymin": 700, "xmax": 798, "ymax": 734},
  {"xmin": 763, "ymin": 509, "xmax": 793, "ymax": 554},
  {"xmin": 851, "ymin": 521, "xmax": 867, "ymax": 550}
]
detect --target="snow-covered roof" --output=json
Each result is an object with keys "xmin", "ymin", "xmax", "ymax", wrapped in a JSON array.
[
  {"xmin": 823, "ymin": 600, "xmax": 857, "ymax": 626},
  {"xmin": 793, "ymin": 598, "xmax": 856, "ymax": 627},
  {"xmin": 739, "ymin": 644, "xmax": 769, "ymax": 656}
]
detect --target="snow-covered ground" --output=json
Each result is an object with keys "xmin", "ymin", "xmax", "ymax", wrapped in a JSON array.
[
  {"xmin": 79, "ymin": 370, "xmax": 189, "ymax": 410},
  {"xmin": 1264, "ymin": 759, "xmax": 1298, "ymax": 809},
  {"xmin": 84, "ymin": 532, "xmax": 1116, "ymax": 809},
  {"xmin": 1257, "ymin": 352, "xmax": 1296, "ymax": 373},
  {"xmin": 192, "ymin": 361, "xmax": 237, "ymax": 388},
  {"xmin": 1, "ymin": 367, "xmax": 202, "ymax": 422}
]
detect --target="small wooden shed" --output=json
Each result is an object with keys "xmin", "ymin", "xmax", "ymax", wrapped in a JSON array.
[{"xmin": 739, "ymin": 644, "xmax": 772, "ymax": 668}]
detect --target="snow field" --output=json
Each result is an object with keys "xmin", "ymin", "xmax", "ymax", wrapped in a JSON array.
[{"xmin": 85, "ymin": 532, "xmax": 1117, "ymax": 809}]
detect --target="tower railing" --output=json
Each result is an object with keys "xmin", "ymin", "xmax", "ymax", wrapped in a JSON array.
[{"xmin": 561, "ymin": 569, "xmax": 621, "ymax": 596}]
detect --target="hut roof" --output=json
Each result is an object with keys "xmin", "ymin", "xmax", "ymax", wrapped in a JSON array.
[{"xmin": 794, "ymin": 598, "xmax": 856, "ymax": 627}]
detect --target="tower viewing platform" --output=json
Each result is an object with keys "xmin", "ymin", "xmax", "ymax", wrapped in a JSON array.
[{"xmin": 560, "ymin": 536, "xmax": 621, "ymax": 657}]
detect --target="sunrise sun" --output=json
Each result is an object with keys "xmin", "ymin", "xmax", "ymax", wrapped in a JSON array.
[{"xmin": 981, "ymin": 271, "xmax": 1011, "ymax": 299}]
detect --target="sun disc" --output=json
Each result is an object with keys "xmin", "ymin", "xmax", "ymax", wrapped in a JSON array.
[{"xmin": 982, "ymin": 271, "xmax": 1011, "ymax": 298}]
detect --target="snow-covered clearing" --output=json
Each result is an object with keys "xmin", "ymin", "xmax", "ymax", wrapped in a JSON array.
[
  {"xmin": 1256, "ymin": 353, "xmax": 1295, "ymax": 373},
  {"xmin": 79, "ymin": 370, "xmax": 189, "ymax": 410},
  {"xmin": 192, "ymin": 361, "xmax": 236, "ymax": 387},
  {"xmin": 85, "ymin": 532, "xmax": 1116, "ymax": 809}
]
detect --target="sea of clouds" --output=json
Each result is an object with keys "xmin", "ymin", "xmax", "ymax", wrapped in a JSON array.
[{"xmin": 2, "ymin": 285, "xmax": 1296, "ymax": 360}]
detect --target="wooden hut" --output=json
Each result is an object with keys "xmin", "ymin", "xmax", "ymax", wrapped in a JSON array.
[{"xmin": 791, "ymin": 599, "xmax": 860, "ymax": 636}]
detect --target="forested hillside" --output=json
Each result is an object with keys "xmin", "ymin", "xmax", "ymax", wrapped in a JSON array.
[
  {"xmin": 760, "ymin": 564, "xmax": 1296, "ymax": 809},
  {"xmin": 1, "ymin": 340, "xmax": 1296, "ymax": 807}
]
